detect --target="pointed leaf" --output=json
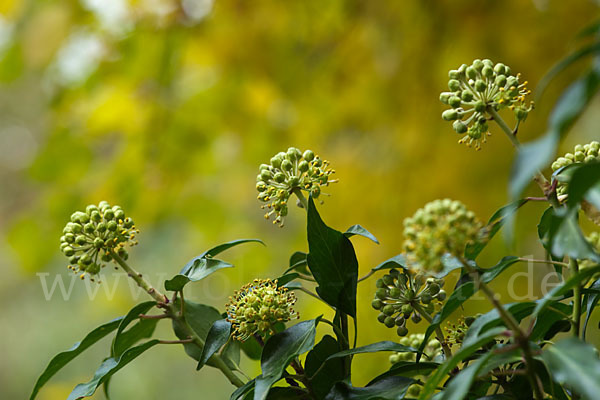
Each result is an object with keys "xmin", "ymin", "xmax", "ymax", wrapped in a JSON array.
[
  {"xmin": 307, "ymin": 197, "xmax": 358, "ymax": 317},
  {"xmin": 371, "ymin": 254, "xmax": 407, "ymax": 272},
  {"xmin": 324, "ymin": 341, "xmax": 417, "ymax": 362},
  {"xmin": 67, "ymin": 340, "xmax": 160, "ymax": 400},
  {"xmin": 30, "ymin": 317, "xmax": 123, "ymax": 400},
  {"xmin": 171, "ymin": 300, "xmax": 222, "ymax": 361},
  {"xmin": 542, "ymin": 337, "xmax": 600, "ymax": 400},
  {"xmin": 198, "ymin": 319, "xmax": 232, "ymax": 370},
  {"xmin": 305, "ymin": 335, "xmax": 346, "ymax": 399},
  {"xmin": 112, "ymin": 301, "xmax": 158, "ymax": 358},
  {"xmin": 325, "ymin": 376, "xmax": 415, "ymax": 400},
  {"xmin": 344, "ymin": 225, "xmax": 379, "ymax": 244},
  {"xmin": 254, "ymin": 319, "xmax": 320, "ymax": 400}
]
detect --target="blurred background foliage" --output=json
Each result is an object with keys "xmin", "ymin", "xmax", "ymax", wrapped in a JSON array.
[{"xmin": 1, "ymin": 0, "xmax": 600, "ymax": 399}]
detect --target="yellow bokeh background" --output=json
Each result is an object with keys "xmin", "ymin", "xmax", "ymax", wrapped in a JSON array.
[{"xmin": 1, "ymin": 1, "xmax": 600, "ymax": 398}]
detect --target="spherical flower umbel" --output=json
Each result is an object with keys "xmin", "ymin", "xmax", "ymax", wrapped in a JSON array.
[
  {"xmin": 59, "ymin": 201, "xmax": 139, "ymax": 281},
  {"xmin": 371, "ymin": 268, "xmax": 446, "ymax": 337},
  {"xmin": 256, "ymin": 147, "xmax": 336, "ymax": 227},
  {"xmin": 440, "ymin": 59, "xmax": 533, "ymax": 150},
  {"xmin": 551, "ymin": 141, "xmax": 600, "ymax": 196},
  {"xmin": 403, "ymin": 199, "xmax": 483, "ymax": 274},
  {"xmin": 226, "ymin": 279, "xmax": 299, "ymax": 341}
]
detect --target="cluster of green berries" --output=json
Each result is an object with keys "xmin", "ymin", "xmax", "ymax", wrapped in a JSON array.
[
  {"xmin": 226, "ymin": 279, "xmax": 299, "ymax": 341},
  {"xmin": 389, "ymin": 334, "xmax": 442, "ymax": 364},
  {"xmin": 59, "ymin": 202, "xmax": 138, "ymax": 282},
  {"xmin": 403, "ymin": 199, "xmax": 483, "ymax": 274},
  {"xmin": 551, "ymin": 141, "xmax": 600, "ymax": 195},
  {"xmin": 440, "ymin": 59, "xmax": 533, "ymax": 150},
  {"xmin": 580, "ymin": 232, "xmax": 600, "ymax": 270},
  {"xmin": 256, "ymin": 148, "xmax": 336, "ymax": 227},
  {"xmin": 372, "ymin": 268, "xmax": 446, "ymax": 337}
]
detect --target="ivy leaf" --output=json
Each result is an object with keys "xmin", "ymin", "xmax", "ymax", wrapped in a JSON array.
[
  {"xmin": 542, "ymin": 337, "xmax": 600, "ymax": 400},
  {"xmin": 371, "ymin": 254, "xmax": 407, "ymax": 272},
  {"xmin": 30, "ymin": 317, "xmax": 123, "ymax": 400},
  {"xmin": 323, "ymin": 341, "xmax": 417, "ymax": 362},
  {"xmin": 583, "ymin": 279, "xmax": 600, "ymax": 339},
  {"xmin": 418, "ymin": 328, "xmax": 506, "ymax": 400},
  {"xmin": 343, "ymin": 224, "xmax": 380, "ymax": 244},
  {"xmin": 543, "ymin": 207, "xmax": 600, "ymax": 262},
  {"xmin": 305, "ymin": 335, "xmax": 346, "ymax": 399},
  {"xmin": 112, "ymin": 301, "xmax": 158, "ymax": 358},
  {"xmin": 368, "ymin": 361, "xmax": 440, "ymax": 385},
  {"xmin": 463, "ymin": 302, "xmax": 536, "ymax": 347},
  {"xmin": 307, "ymin": 197, "xmax": 358, "ymax": 318},
  {"xmin": 284, "ymin": 251, "xmax": 309, "ymax": 275},
  {"xmin": 197, "ymin": 319, "xmax": 232, "ymax": 371},
  {"xmin": 418, "ymin": 256, "xmax": 519, "ymax": 359},
  {"xmin": 67, "ymin": 340, "xmax": 160, "ymax": 400},
  {"xmin": 171, "ymin": 300, "xmax": 222, "ymax": 362},
  {"xmin": 165, "ymin": 239, "xmax": 264, "ymax": 291},
  {"xmin": 325, "ymin": 376, "xmax": 415, "ymax": 400},
  {"xmin": 438, "ymin": 351, "xmax": 495, "ymax": 400},
  {"xmin": 566, "ymin": 162, "xmax": 600, "ymax": 210},
  {"xmin": 254, "ymin": 319, "xmax": 320, "ymax": 400}
]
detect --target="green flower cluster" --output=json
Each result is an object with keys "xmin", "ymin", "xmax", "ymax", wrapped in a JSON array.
[
  {"xmin": 444, "ymin": 315, "xmax": 478, "ymax": 346},
  {"xmin": 372, "ymin": 268, "xmax": 446, "ymax": 337},
  {"xmin": 403, "ymin": 199, "xmax": 483, "ymax": 274},
  {"xmin": 256, "ymin": 148, "xmax": 336, "ymax": 226},
  {"xmin": 226, "ymin": 279, "xmax": 299, "ymax": 341},
  {"xmin": 440, "ymin": 59, "xmax": 533, "ymax": 150},
  {"xmin": 389, "ymin": 334, "xmax": 442, "ymax": 364},
  {"xmin": 59, "ymin": 201, "xmax": 138, "ymax": 281},
  {"xmin": 551, "ymin": 141, "xmax": 600, "ymax": 195},
  {"xmin": 389, "ymin": 334, "xmax": 441, "ymax": 398}
]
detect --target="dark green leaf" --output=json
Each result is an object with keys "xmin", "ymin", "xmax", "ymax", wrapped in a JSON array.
[
  {"xmin": 464, "ymin": 302, "xmax": 537, "ymax": 347},
  {"xmin": 368, "ymin": 361, "xmax": 440, "ymax": 385},
  {"xmin": 438, "ymin": 350, "xmax": 495, "ymax": 400},
  {"xmin": 276, "ymin": 273, "xmax": 300, "ymax": 287},
  {"xmin": 222, "ymin": 338, "xmax": 241, "ymax": 370},
  {"xmin": 305, "ymin": 335, "xmax": 346, "ymax": 400},
  {"xmin": 230, "ymin": 379, "xmax": 255, "ymax": 400},
  {"xmin": 30, "ymin": 317, "xmax": 123, "ymax": 400},
  {"xmin": 546, "ymin": 208, "xmax": 600, "ymax": 262},
  {"xmin": 344, "ymin": 224, "xmax": 379, "ymax": 244},
  {"xmin": 567, "ymin": 162, "xmax": 600, "ymax": 210},
  {"xmin": 418, "ymin": 257, "xmax": 519, "ymax": 358},
  {"xmin": 307, "ymin": 197, "xmax": 358, "ymax": 318},
  {"xmin": 255, "ymin": 319, "xmax": 320, "ymax": 400},
  {"xmin": 466, "ymin": 199, "xmax": 529, "ymax": 260},
  {"xmin": 193, "ymin": 238, "xmax": 265, "ymax": 261},
  {"xmin": 67, "ymin": 340, "xmax": 160, "ymax": 400},
  {"xmin": 542, "ymin": 337, "xmax": 600, "ymax": 400},
  {"xmin": 198, "ymin": 319, "xmax": 231, "ymax": 370},
  {"xmin": 583, "ymin": 279, "xmax": 600, "ymax": 339},
  {"xmin": 371, "ymin": 254, "xmax": 407, "ymax": 272},
  {"xmin": 112, "ymin": 301, "xmax": 158, "ymax": 358},
  {"xmin": 240, "ymin": 336, "xmax": 263, "ymax": 360},
  {"xmin": 530, "ymin": 302, "xmax": 572, "ymax": 342},
  {"xmin": 171, "ymin": 300, "xmax": 222, "ymax": 361},
  {"xmin": 284, "ymin": 251, "xmax": 309, "ymax": 275},
  {"xmin": 324, "ymin": 341, "xmax": 417, "ymax": 362},
  {"xmin": 325, "ymin": 376, "xmax": 414, "ymax": 400},
  {"xmin": 418, "ymin": 328, "xmax": 505, "ymax": 400}
]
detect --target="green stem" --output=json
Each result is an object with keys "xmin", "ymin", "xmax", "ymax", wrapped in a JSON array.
[
  {"xmin": 412, "ymin": 303, "xmax": 453, "ymax": 360},
  {"xmin": 109, "ymin": 250, "xmax": 245, "ymax": 387},
  {"xmin": 487, "ymin": 106, "xmax": 520, "ymax": 149},
  {"xmin": 570, "ymin": 258, "xmax": 581, "ymax": 337},
  {"xmin": 488, "ymin": 107, "xmax": 556, "ymax": 206},
  {"xmin": 292, "ymin": 187, "xmax": 309, "ymax": 210}
]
